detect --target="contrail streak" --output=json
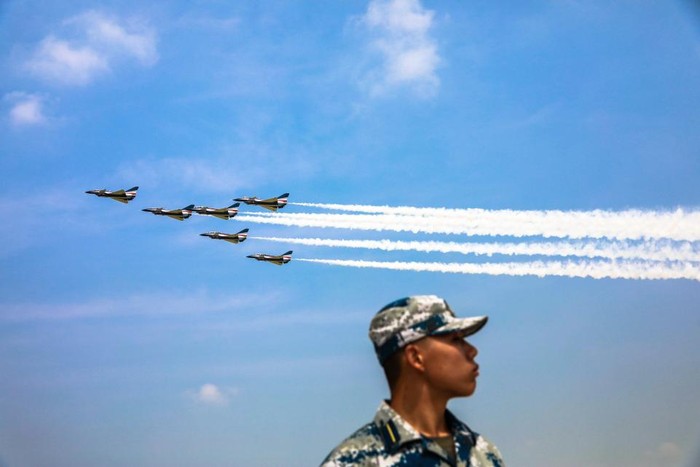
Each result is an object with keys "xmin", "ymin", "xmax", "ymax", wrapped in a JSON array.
[
  {"xmin": 250, "ymin": 236, "xmax": 700, "ymax": 262},
  {"xmin": 295, "ymin": 258, "xmax": 700, "ymax": 281},
  {"xmin": 292, "ymin": 201, "xmax": 700, "ymax": 221},
  {"xmin": 237, "ymin": 209, "xmax": 700, "ymax": 241}
]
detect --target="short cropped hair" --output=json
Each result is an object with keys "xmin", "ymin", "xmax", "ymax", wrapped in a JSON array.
[{"xmin": 381, "ymin": 349, "xmax": 404, "ymax": 391}]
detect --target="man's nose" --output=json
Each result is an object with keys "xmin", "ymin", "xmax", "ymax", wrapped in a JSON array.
[{"xmin": 463, "ymin": 340, "xmax": 478, "ymax": 359}]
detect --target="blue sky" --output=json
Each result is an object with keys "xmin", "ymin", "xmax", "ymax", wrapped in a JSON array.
[{"xmin": 1, "ymin": 1, "xmax": 699, "ymax": 466}]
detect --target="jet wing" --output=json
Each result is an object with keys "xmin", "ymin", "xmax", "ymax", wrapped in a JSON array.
[
  {"xmin": 269, "ymin": 252, "xmax": 292, "ymax": 265},
  {"xmin": 109, "ymin": 190, "xmax": 131, "ymax": 203},
  {"xmin": 227, "ymin": 229, "xmax": 249, "ymax": 243}
]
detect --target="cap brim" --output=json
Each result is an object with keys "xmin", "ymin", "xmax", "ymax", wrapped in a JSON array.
[{"xmin": 432, "ymin": 315, "xmax": 488, "ymax": 337}]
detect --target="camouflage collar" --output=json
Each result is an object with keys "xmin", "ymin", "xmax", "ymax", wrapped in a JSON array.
[{"xmin": 372, "ymin": 401, "xmax": 478, "ymax": 456}]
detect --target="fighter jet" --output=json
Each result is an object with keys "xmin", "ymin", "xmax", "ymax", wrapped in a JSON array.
[
  {"xmin": 142, "ymin": 204, "xmax": 195, "ymax": 221},
  {"xmin": 246, "ymin": 250, "xmax": 293, "ymax": 265},
  {"xmin": 200, "ymin": 228, "xmax": 249, "ymax": 244},
  {"xmin": 85, "ymin": 186, "xmax": 139, "ymax": 204},
  {"xmin": 191, "ymin": 203, "xmax": 240, "ymax": 220},
  {"xmin": 233, "ymin": 193, "xmax": 289, "ymax": 212}
]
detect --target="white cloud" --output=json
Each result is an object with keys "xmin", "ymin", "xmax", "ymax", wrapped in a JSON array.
[
  {"xmin": 73, "ymin": 10, "xmax": 158, "ymax": 66},
  {"xmin": 0, "ymin": 189, "xmax": 90, "ymax": 257},
  {"xmin": 5, "ymin": 92, "xmax": 47, "ymax": 126},
  {"xmin": 366, "ymin": 0, "xmax": 433, "ymax": 33},
  {"xmin": 174, "ymin": 14, "xmax": 241, "ymax": 32},
  {"xmin": 25, "ymin": 10, "xmax": 157, "ymax": 86},
  {"xmin": 0, "ymin": 290, "xmax": 369, "ymax": 334},
  {"xmin": 0, "ymin": 289, "xmax": 278, "ymax": 322},
  {"xmin": 501, "ymin": 102, "xmax": 562, "ymax": 130},
  {"xmin": 361, "ymin": 0, "xmax": 440, "ymax": 97},
  {"xmin": 644, "ymin": 441, "xmax": 683, "ymax": 465},
  {"xmin": 117, "ymin": 157, "xmax": 264, "ymax": 194},
  {"xmin": 26, "ymin": 36, "xmax": 109, "ymax": 86},
  {"xmin": 189, "ymin": 383, "xmax": 238, "ymax": 406}
]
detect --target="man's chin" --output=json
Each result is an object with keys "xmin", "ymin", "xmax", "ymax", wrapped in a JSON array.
[{"xmin": 457, "ymin": 383, "xmax": 477, "ymax": 397}]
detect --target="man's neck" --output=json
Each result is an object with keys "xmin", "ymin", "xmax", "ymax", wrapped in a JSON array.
[{"xmin": 388, "ymin": 387, "xmax": 451, "ymax": 438}]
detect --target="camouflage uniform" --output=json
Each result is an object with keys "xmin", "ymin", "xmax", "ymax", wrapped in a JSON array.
[
  {"xmin": 321, "ymin": 401, "xmax": 505, "ymax": 467},
  {"xmin": 322, "ymin": 296, "xmax": 504, "ymax": 467}
]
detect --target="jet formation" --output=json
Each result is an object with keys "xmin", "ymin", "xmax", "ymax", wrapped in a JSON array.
[
  {"xmin": 87, "ymin": 187, "xmax": 294, "ymax": 265},
  {"xmin": 85, "ymin": 186, "xmax": 139, "ymax": 204},
  {"xmin": 247, "ymin": 251, "xmax": 293, "ymax": 265},
  {"xmin": 234, "ymin": 193, "xmax": 289, "ymax": 212}
]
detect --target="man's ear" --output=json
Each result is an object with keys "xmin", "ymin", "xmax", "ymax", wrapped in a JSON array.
[{"xmin": 404, "ymin": 344, "xmax": 425, "ymax": 372}]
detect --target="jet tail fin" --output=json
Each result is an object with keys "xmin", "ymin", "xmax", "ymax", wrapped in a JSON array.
[
  {"xmin": 230, "ymin": 202, "xmax": 240, "ymax": 208},
  {"xmin": 127, "ymin": 186, "xmax": 139, "ymax": 192}
]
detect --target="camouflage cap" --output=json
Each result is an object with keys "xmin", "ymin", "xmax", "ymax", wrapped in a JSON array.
[{"xmin": 369, "ymin": 295, "xmax": 488, "ymax": 364}]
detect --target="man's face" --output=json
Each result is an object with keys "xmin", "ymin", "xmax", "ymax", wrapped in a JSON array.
[{"xmin": 413, "ymin": 332, "xmax": 480, "ymax": 398}]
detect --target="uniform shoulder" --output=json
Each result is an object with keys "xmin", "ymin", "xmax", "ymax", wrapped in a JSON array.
[
  {"xmin": 471, "ymin": 433, "xmax": 506, "ymax": 467},
  {"xmin": 320, "ymin": 422, "xmax": 384, "ymax": 467}
]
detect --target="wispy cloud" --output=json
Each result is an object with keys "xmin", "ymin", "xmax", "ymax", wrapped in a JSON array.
[
  {"xmin": 25, "ymin": 10, "xmax": 157, "ymax": 86},
  {"xmin": 503, "ymin": 102, "xmax": 562, "ymax": 130},
  {"xmin": 4, "ymin": 92, "xmax": 47, "ymax": 126},
  {"xmin": 26, "ymin": 36, "xmax": 109, "ymax": 85},
  {"xmin": 186, "ymin": 383, "xmax": 239, "ymax": 406},
  {"xmin": 72, "ymin": 10, "xmax": 157, "ymax": 66},
  {"xmin": 0, "ymin": 189, "xmax": 92, "ymax": 257},
  {"xmin": 116, "ymin": 157, "xmax": 263, "ymax": 194},
  {"xmin": 0, "ymin": 289, "xmax": 277, "ymax": 322},
  {"xmin": 360, "ymin": 0, "xmax": 440, "ymax": 97},
  {"xmin": 643, "ymin": 441, "xmax": 683, "ymax": 466},
  {"xmin": 173, "ymin": 14, "xmax": 241, "ymax": 32}
]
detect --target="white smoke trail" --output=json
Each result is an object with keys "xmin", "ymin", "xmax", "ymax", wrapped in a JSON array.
[
  {"xmin": 292, "ymin": 201, "xmax": 700, "ymax": 221},
  {"xmin": 250, "ymin": 236, "xmax": 700, "ymax": 262},
  {"xmin": 296, "ymin": 258, "xmax": 700, "ymax": 281},
  {"xmin": 237, "ymin": 209, "xmax": 700, "ymax": 241}
]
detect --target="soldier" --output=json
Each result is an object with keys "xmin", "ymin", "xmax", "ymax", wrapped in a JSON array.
[{"xmin": 321, "ymin": 295, "xmax": 505, "ymax": 467}]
